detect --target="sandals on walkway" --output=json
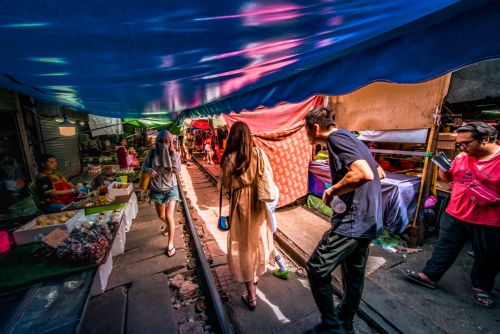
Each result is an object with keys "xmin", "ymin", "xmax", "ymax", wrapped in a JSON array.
[
  {"xmin": 167, "ymin": 246, "xmax": 176, "ymax": 257},
  {"xmin": 472, "ymin": 288, "xmax": 495, "ymax": 308},
  {"xmin": 241, "ymin": 291, "xmax": 256, "ymax": 311},
  {"xmin": 403, "ymin": 270, "xmax": 436, "ymax": 289}
]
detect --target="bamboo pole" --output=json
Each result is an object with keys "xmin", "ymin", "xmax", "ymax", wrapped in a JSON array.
[{"xmin": 410, "ymin": 76, "xmax": 445, "ymax": 228}]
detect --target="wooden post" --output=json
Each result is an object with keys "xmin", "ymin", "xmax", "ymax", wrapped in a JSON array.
[{"xmin": 407, "ymin": 76, "xmax": 445, "ymax": 247}]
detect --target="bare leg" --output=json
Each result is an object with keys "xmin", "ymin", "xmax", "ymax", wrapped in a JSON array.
[
  {"xmin": 244, "ymin": 280, "xmax": 257, "ymax": 307},
  {"xmin": 154, "ymin": 202, "xmax": 168, "ymax": 236},
  {"xmin": 165, "ymin": 200, "xmax": 176, "ymax": 256}
]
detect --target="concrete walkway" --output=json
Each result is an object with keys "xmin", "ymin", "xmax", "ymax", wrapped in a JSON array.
[
  {"xmin": 181, "ymin": 161, "xmax": 376, "ymax": 333},
  {"xmin": 81, "ymin": 200, "xmax": 187, "ymax": 334},
  {"xmin": 183, "ymin": 157, "xmax": 500, "ymax": 334}
]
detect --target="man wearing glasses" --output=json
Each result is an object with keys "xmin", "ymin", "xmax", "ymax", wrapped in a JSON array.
[{"xmin": 405, "ymin": 122, "xmax": 500, "ymax": 309}]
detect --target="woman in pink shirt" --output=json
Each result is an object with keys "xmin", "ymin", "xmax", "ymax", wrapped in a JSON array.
[{"xmin": 406, "ymin": 122, "xmax": 500, "ymax": 309}]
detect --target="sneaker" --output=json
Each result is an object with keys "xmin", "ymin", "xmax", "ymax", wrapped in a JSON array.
[{"xmin": 273, "ymin": 269, "xmax": 290, "ymax": 279}]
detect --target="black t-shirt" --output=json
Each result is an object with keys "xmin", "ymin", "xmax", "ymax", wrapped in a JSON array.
[{"xmin": 327, "ymin": 129, "xmax": 382, "ymax": 239}]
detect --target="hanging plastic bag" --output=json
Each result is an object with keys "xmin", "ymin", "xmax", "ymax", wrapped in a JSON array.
[
  {"xmin": 5, "ymin": 161, "xmax": 26, "ymax": 192},
  {"xmin": 9, "ymin": 196, "xmax": 38, "ymax": 218}
]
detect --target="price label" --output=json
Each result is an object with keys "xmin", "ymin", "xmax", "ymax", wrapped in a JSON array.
[{"xmin": 42, "ymin": 228, "xmax": 69, "ymax": 248}]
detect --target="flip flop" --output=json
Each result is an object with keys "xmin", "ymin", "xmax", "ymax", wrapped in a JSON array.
[
  {"xmin": 195, "ymin": 296, "xmax": 206, "ymax": 313},
  {"xmin": 241, "ymin": 291, "xmax": 256, "ymax": 311},
  {"xmin": 167, "ymin": 246, "xmax": 176, "ymax": 257},
  {"xmin": 403, "ymin": 270, "xmax": 436, "ymax": 289},
  {"xmin": 472, "ymin": 289, "xmax": 495, "ymax": 308}
]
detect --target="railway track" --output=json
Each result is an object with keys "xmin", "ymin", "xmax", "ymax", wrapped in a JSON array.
[
  {"xmin": 176, "ymin": 173, "xmax": 233, "ymax": 334},
  {"xmin": 183, "ymin": 154, "xmax": 403, "ymax": 334}
]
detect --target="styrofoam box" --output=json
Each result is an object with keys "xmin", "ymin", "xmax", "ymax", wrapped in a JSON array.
[
  {"xmin": 107, "ymin": 182, "xmax": 133, "ymax": 197},
  {"xmin": 13, "ymin": 210, "xmax": 85, "ymax": 245}
]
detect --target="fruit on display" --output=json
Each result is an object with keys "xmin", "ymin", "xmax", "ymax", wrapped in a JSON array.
[
  {"xmin": 96, "ymin": 195, "xmax": 115, "ymax": 205},
  {"xmin": 112, "ymin": 183, "xmax": 129, "ymax": 189},
  {"xmin": 21, "ymin": 211, "xmax": 79, "ymax": 230}
]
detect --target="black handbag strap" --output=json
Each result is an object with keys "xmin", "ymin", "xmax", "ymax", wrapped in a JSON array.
[{"xmin": 219, "ymin": 186, "xmax": 223, "ymax": 218}]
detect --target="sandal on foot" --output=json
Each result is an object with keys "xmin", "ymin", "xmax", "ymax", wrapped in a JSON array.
[
  {"xmin": 163, "ymin": 231, "xmax": 169, "ymax": 237},
  {"xmin": 166, "ymin": 246, "xmax": 176, "ymax": 257},
  {"xmin": 195, "ymin": 296, "xmax": 206, "ymax": 312},
  {"xmin": 273, "ymin": 269, "xmax": 290, "ymax": 279},
  {"xmin": 472, "ymin": 289, "xmax": 494, "ymax": 308},
  {"xmin": 241, "ymin": 291, "xmax": 256, "ymax": 311},
  {"xmin": 403, "ymin": 270, "xmax": 436, "ymax": 289}
]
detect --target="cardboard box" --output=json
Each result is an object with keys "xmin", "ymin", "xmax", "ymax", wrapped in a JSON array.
[
  {"xmin": 107, "ymin": 182, "xmax": 133, "ymax": 197},
  {"xmin": 13, "ymin": 210, "xmax": 85, "ymax": 245}
]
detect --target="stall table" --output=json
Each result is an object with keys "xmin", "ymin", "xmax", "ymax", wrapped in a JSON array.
[
  {"xmin": 308, "ymin": 161, "xmax": 421, "ymax": 234},
  {"xmin": 0, "ymin": 193, "xmax": 138, "ymax": 332}
]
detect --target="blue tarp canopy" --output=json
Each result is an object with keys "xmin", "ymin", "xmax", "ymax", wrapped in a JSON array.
[{"xmin": 1, "ymin": 0, "xmax": 500, "ymax": 120}]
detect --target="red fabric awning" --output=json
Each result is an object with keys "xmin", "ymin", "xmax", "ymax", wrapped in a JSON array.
[
  {"xmin": 191, "ymin": 120, "xmax": 211, "ymax": 130},
  {"xmin": 223, "ymin": 95, "xmax": 323, "ymax": 207}
]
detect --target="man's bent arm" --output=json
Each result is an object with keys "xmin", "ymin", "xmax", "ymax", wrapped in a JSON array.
[{"xmin": 327, "ymin": 160, "xmax": 374, "ymax": 197}]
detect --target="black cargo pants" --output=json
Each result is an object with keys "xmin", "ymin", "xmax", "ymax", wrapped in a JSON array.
[{"xmin": 306, "ymin": 229, "xmax": 371, "ymax": 331}]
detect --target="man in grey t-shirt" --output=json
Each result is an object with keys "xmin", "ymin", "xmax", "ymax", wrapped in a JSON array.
[{"xmin": 304, "ymin": 106, "xmax": 384, "ymax": 334}]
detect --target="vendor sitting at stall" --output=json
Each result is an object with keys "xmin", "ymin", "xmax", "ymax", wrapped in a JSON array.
[{"xmin": 36, "ymin": 154, "xmax": 84, "ymax": 213}]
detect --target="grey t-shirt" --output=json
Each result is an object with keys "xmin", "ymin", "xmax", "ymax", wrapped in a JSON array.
[
  {"xmin": 327, "ymin": 129, "xmax": 382, "ymax": 239},
  {"xmin": 142, "ymin": 149, "xmax": 181, "ymax": 192}
]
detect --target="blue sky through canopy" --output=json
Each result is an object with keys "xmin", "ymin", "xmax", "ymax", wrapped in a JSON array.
[{"xmin": 1, "ymin": 0, "xmax": 499, "ymax": 119}]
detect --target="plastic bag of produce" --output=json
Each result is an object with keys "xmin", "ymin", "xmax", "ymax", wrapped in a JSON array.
[{"xmin": 9, "ymin": 196, "xmax": 38, "ymax": 218}]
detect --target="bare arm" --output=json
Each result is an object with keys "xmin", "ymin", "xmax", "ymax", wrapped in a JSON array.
[
  {"xmin": 377, "ymin": 166, "xmax": 386, "ymax": 180},
  {"xmin": 48, "ymin": 189, "xmax": 74, "ymax": 197},
  {"xmin": 323, "ymin": 159, "xmax": 374, "ymax": 204},
  {"xmin": 438, "ymin": 168, "xmax": 453, "ymax": 182}
]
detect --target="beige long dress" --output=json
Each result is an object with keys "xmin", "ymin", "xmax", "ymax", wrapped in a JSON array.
[{"xmin": 220, "ymin": 148, "xmax": 275, "ymax": 282}]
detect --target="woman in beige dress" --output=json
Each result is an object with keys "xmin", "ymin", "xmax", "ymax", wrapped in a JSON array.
[{"xmin": 219, "ymin": 121, "xmax": 275, "ymax": 310}]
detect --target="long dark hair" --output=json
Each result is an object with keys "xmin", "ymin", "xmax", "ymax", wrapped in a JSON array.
[{"xmin": 221, "ymin": 121, "xmax": 253, "ymax": 177}]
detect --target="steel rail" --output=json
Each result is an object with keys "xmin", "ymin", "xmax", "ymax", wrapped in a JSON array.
[{"xmin": 176, "ymin": 171, "xmax": 232, "ymax": 334}]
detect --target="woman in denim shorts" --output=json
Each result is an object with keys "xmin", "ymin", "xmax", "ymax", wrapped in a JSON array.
[{"xmin": 142, "ymin": 130, "xmax": 181, "ymax": 257}]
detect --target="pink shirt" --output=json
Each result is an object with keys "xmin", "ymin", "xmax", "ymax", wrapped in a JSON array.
[{"xmin": 446, "ymin": 151, "xmax": 500, "ymax": 227}]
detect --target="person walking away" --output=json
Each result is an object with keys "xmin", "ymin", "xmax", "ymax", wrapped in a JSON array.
[
  {"xmin": 117, "ymin": 137, "xmax": 128, "ymax": 169},
  {"xmin": 178, "ymin": 129, "xmax": 187, "ymax": 163},
  {"xmin": 184, "ymin": 133, "xmax": 195, "ymax": 164},
  {"xmin": 405, "ymin": 122, "xmax": 500, "ymax": 308},
  {"xmin": 219, "ymin": 121, "xmax": 275, "ymax": 311},
  {"xmin": 304, "ymin": 106, "xmax": 384, "ymax": 334},
  {"xmin": 37, "ymin": 154, "xmax": 84, "ymax": 213},
  {"xmin": 142, "ymin": 130, "xmax": 181, "ymax": 257},
  {"xmin": 204, "ymin": 133, "xmax": 214, "ymax": 164}
]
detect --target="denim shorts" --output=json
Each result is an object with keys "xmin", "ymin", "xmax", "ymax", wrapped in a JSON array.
[{"xmin": 149, "ymin": 187, "xmax": 180, "ymax": 204}]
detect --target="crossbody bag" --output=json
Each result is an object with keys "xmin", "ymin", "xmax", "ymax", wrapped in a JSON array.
[{"xmin": 463, "ymin": 156, "xmax": 500, "ymax": 206}]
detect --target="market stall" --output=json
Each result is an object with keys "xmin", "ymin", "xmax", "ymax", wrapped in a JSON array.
[
  {"xmin": 0, "ymin": 180, "xmax": 139, "ymax": 332},
  {"xmin": 313, "ymin": 75, "xmax": 452, "ymax": 237}
]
